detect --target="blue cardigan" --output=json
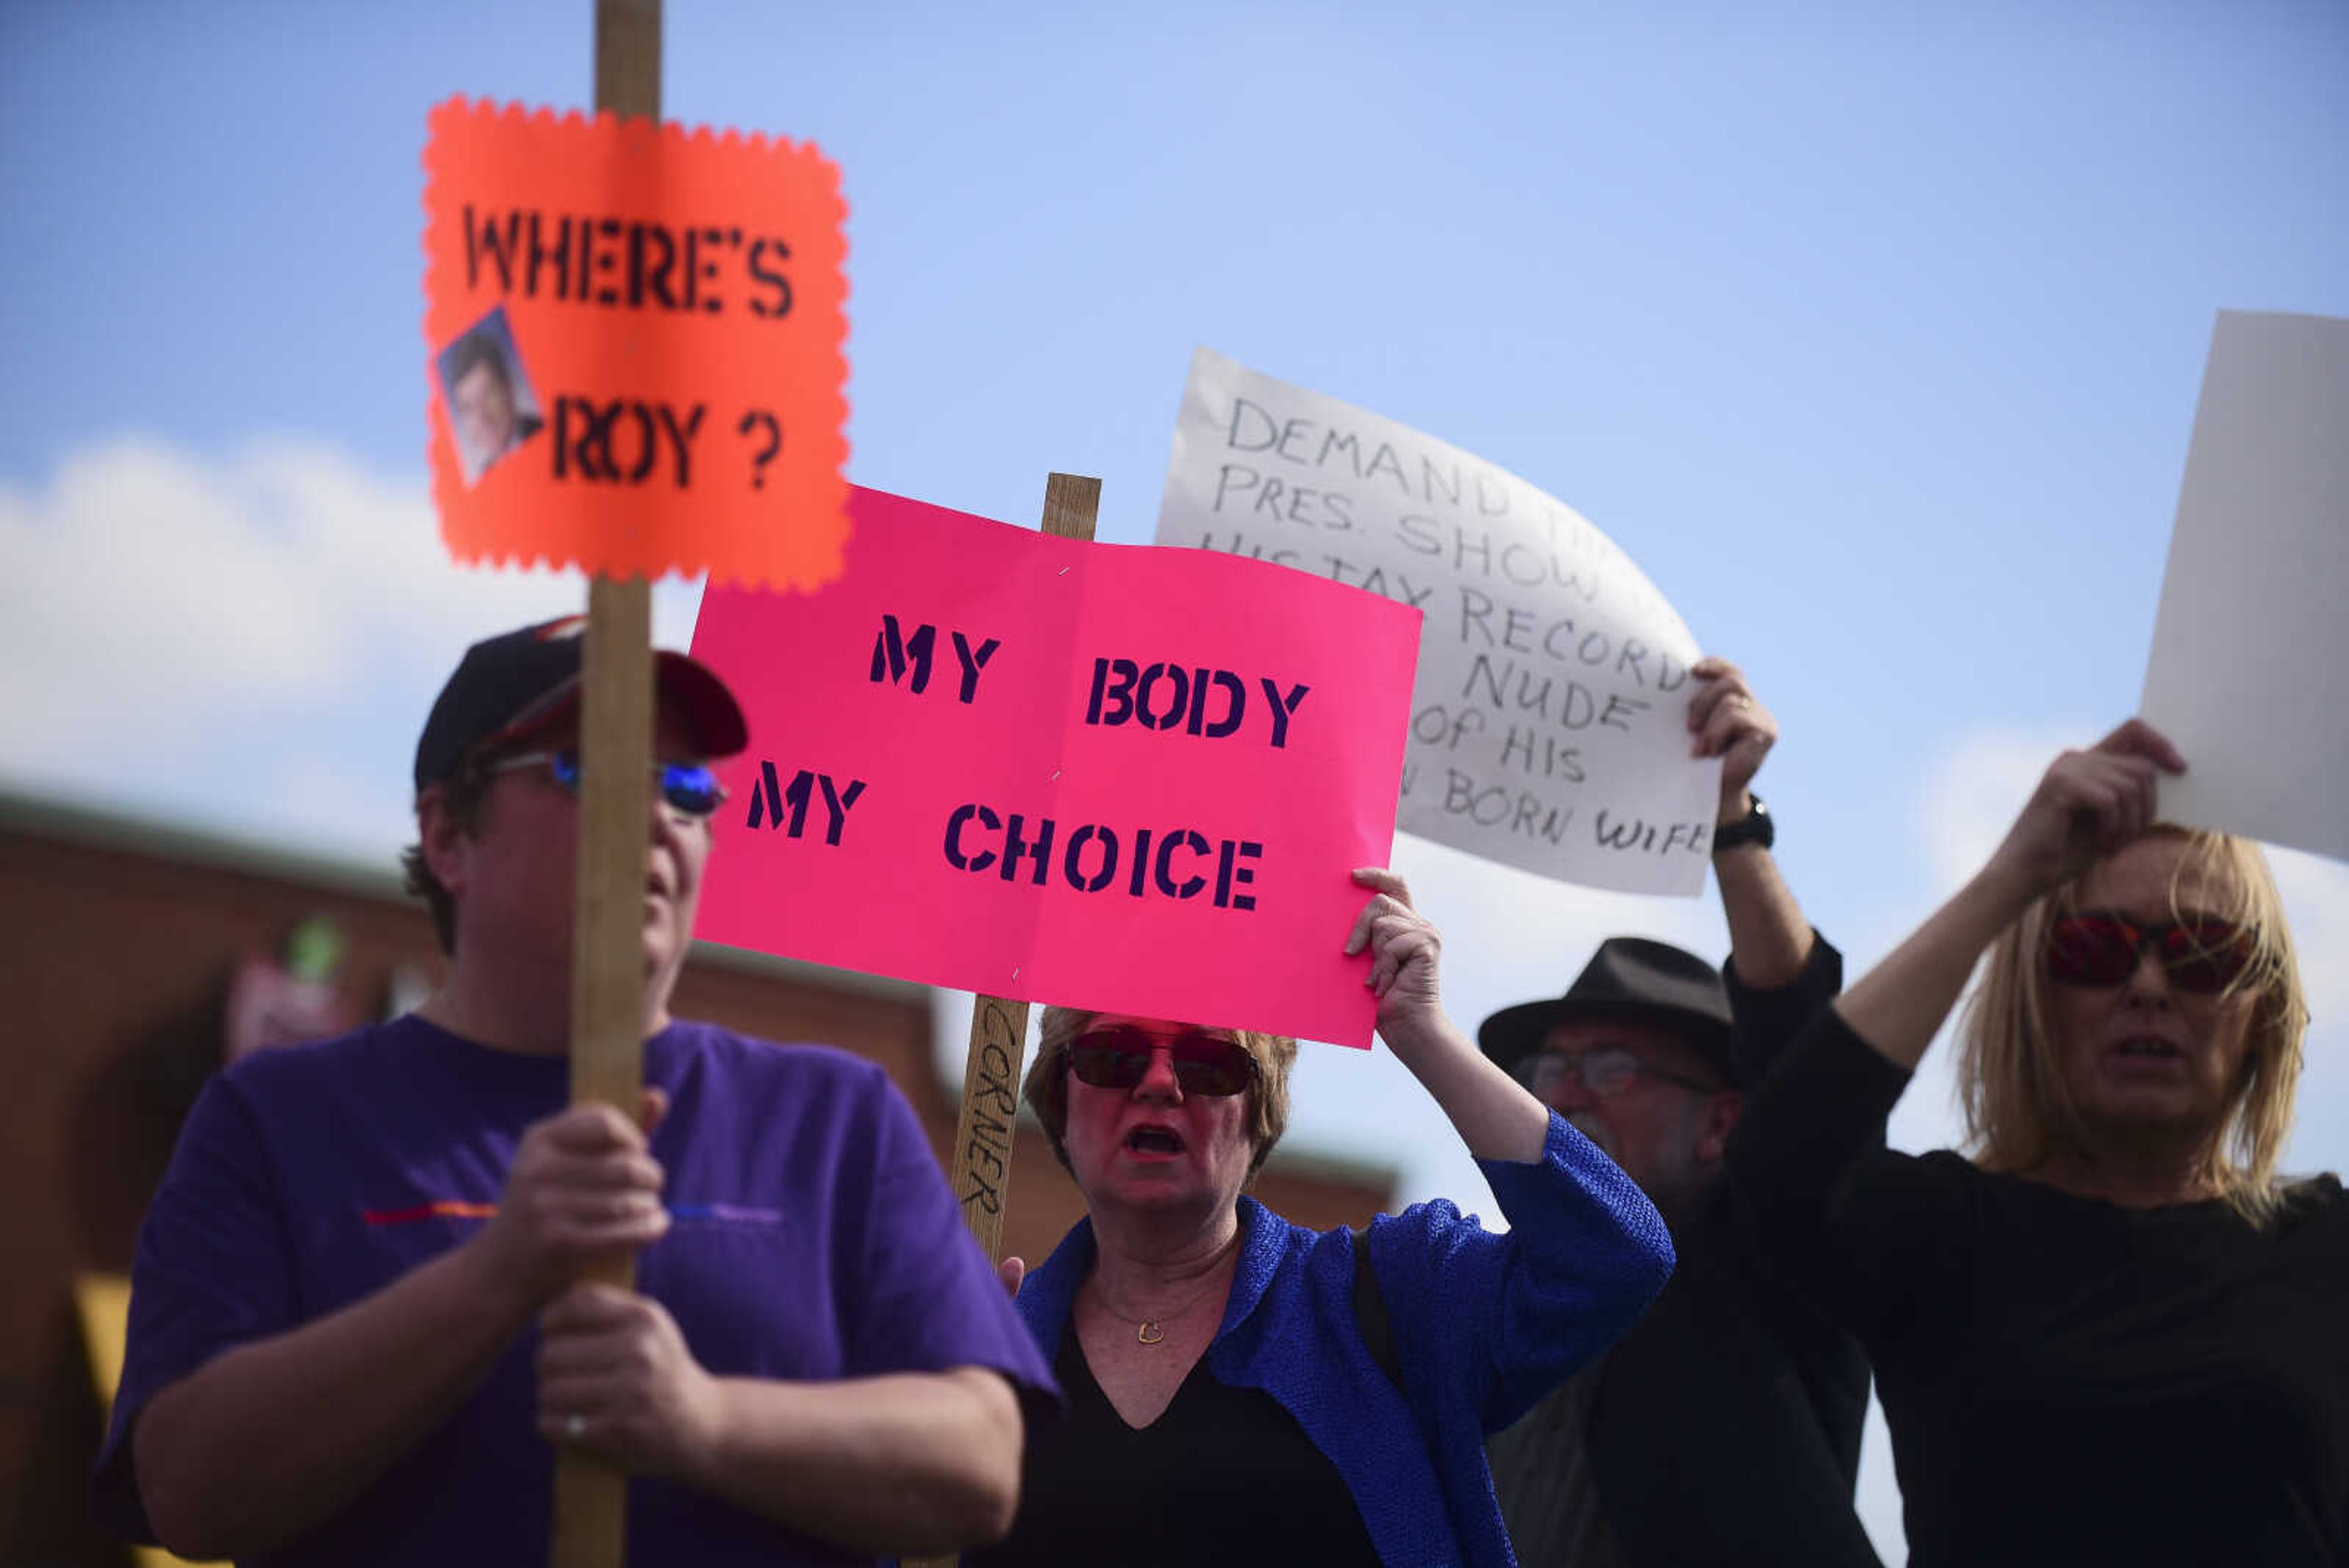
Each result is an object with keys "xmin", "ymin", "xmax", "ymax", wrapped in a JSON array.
[{"xmin": 1013, "ymin": 1113, "xmax": 1674, "ymax": 1567}]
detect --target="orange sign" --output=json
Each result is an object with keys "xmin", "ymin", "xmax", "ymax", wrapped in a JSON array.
[{"xmin": 423, "ymin": 98, "xmax": 848, "ymax": 589}]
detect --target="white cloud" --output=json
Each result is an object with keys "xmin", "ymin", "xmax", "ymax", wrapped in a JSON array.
[
  {"xmin": 2271, "ymin": 845, "xmax": 2349, "ymax": 1028},
  {"xmin": 2268, "ymin": 844, "xmax": 2349, "ymax": 1183},
  {"xmin": 0, "ymin": 434, "xmax": 705, "ymax": 841},
  {"xmin": 248, "ymin": 752, "xmax": 424, "ymax": 868},
  {"xmin": 1917, "ymin": 721, "xmax": 2098, "ymax": 897}
]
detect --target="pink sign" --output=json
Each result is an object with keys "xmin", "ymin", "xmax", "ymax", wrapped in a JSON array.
[{"xmin": 691, "ymin": 486, "xmax": 1423, "ymax": 1046}]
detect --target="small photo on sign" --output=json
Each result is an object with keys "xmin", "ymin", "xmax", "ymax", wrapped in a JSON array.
[{"xmin": 436, "ymin": 305, "xmax": 544, "ymax": 486}]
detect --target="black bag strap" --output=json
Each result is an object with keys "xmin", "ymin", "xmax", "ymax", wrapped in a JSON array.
[{"xmin": 1349, "ymin": 1224, "xmax": 1403, "ymax": 1392}]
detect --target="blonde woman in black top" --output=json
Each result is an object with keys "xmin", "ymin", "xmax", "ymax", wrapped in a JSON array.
[{"xmin": 1729, "ymin": 719, "xmax": 2341, "ymax": 1566}]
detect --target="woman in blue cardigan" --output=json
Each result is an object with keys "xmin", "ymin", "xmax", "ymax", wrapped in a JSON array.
[{"xmin": 968, "ymin": 869, "xmax": 1675, "ymax": 1567}]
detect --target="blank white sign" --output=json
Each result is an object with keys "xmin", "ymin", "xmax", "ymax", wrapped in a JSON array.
[{"xmin": 2142, "ymin": 311, "xmax": 2349, "ymax": 865}]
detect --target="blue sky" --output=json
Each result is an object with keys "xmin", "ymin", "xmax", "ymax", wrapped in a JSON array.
[{"xmin": 5, "ymin": 3, "xmax": 2345, "ymax": 1556}]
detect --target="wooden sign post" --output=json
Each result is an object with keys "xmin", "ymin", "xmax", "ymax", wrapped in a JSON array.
[
  {"xmin": 902, "ymin": 473, "xmax": 1097, "ymax": 1568},
  {"xmin": 949, "ymin": 473, "xmax": 1099, "ymax": 1259},
  {"xmin": 552, "ymin": 6, "xmax": 659, "ymax": 1566},
  {"xmin": 422, "ymin": 0, "xmax": 848, "ymax": 1557}
]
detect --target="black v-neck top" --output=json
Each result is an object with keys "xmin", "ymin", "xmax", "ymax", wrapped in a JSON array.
[{"xmin": 969, "ymin": 1329, "xmax": 1384, "ymax": 1567}]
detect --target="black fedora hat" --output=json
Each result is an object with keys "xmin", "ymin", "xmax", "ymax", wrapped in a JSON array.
[{"xmin": 1477, "ymin": 937, "xmax": 1735, "ymax": 1085}]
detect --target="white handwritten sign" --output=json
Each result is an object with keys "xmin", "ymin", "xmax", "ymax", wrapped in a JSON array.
[
  {"xmin": 2142, "ymin": 310, "xmax": 2349, "ymax": 866},
  {"xmin": 1154, "ymin": 347, "xmax": 1720, "ymax": 896}
]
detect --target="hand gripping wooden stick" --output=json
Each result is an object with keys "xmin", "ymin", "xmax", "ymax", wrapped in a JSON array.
[
  {"xmin": 903, "ymin": 473, "xmax": 1097, "ymax": 1568},
  {"xmin": 551, "ymin": 8, "xmax": 659, "ymax": 1567}
]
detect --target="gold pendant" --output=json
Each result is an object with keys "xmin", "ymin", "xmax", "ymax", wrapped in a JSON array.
[{"xmin": 1137, "ymin": 1320, "xmax": 1165, "ymax": 1345}]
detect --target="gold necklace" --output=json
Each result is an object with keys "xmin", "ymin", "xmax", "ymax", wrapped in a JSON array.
[{"xmin": 1089, "ymin": 1255, "xmax": 1234, "ymax": 1345}]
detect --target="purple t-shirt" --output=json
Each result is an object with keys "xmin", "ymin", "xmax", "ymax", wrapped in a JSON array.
[{"xmin": 92, "ymin": 1014, "xmax": 1058, "ymax": 1564}]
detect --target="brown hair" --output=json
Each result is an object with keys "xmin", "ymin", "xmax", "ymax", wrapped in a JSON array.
[
  {"xmin": 398, "ymin": 751, "xmax": 503, "ymax": 956},
  {"xmin": 1024, "ymin": 1006, "xmax": 1298, "ymax": 1179},
  {"xmin": 1957, "ymin": 827, "xmax": 2309, "ymax": 1222}
]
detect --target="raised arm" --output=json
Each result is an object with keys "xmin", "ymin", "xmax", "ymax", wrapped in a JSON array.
[
  {"xmin": 1345, "ymin": 866, "xmax": 1550, "ymax": 1163},
  {"xmin": 1690, "ymin": 656, "xmax": 1814, "ymax": 990},
  {"xmin": 1689, "ymin": 658, "xmax": 1846, "ymax": 1090},
  {"xmin": 1836, "ymin": 719, "xmax": 2183, "ymax": 1067},
  {"xmin": 1346, "ymin": 869, "xmax": 1674, "ymax": 1433},
  {"xmin": 1723, "ymin": 721, "xmax": 2185, "ymax": 1340}
]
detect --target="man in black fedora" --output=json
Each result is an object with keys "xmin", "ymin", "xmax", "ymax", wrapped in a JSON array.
[{"xmin": 1484, "ymin": 661, "xmax": 1882, "ymax": 1568}]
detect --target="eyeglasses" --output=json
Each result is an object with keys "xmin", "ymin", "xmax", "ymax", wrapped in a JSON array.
[
  {"xmin": 2044, "ymin": 912, "xmax": 2255, "ymax": 994},
  {"xmin": 1518, "ymin": 1047, "xmax": 1722, "ymax": 1099},
  {"xmin": 485, "ymin": 749, "xmax": 730, "ymax": 819},
  {"xmin": 1067, "ymin": 1026, "xmax": 1260, "ymax": 1098}
]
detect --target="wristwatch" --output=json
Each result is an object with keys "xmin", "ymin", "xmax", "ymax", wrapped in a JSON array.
[{"xmin": 1713, "ymin": 793, "xmax": 1774, "ymax": 853}]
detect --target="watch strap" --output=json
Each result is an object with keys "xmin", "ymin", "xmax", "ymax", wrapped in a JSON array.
[{"xmin": 1713, "ymin": 793, "xmax": 1774, "ymax": 853}]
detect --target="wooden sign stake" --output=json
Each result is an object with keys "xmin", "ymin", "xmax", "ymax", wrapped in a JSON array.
[
  {"xmin": 552, "ymin": 4, "xmax": 660, "ymax": 1565},
  {"xmin": 905, "ymin": 472, "xmax": 1097, "ymax": 1568}
]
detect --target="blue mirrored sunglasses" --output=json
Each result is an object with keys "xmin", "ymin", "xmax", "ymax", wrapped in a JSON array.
[{"xmin": 486, "ymin": 749, "xmax": 729, "ymax": 818}]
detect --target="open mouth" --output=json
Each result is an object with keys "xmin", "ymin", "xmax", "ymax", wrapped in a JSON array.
[
  {"xmin": 2109, "ymin": 1036, "xmax": 2185, "ymax": 1066},
  {"xmin": 1124, "ymin": 1125, "xmax": 1186, "ymax": 1156}
]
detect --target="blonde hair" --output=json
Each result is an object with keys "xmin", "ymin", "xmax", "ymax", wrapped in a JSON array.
[
  {"xmin": 1957, "ymin": 827, "xmax": 2309, "ymax": 1222},
  {"xmin": 1024, "ymin": 1007, "xmax": 1297, "ymax": 1178}
]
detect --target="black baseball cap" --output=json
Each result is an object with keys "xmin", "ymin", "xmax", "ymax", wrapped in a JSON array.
[
  {"xmin": 412, "ymin": 615, "xmax": 749, "ymax": 794},
  {"xmin": 1477, "ymin": 937, "xmax": 1737, "ymax": 1086}
]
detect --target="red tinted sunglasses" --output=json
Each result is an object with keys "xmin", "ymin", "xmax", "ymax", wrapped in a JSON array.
[
  {"xmin": 1067, "ymin": 1026, "xmax": 1259, "ymax": 1098},
  {"xmin": 2044, "ymin": 912, "xmax": 2255, "ymax": 994}
]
